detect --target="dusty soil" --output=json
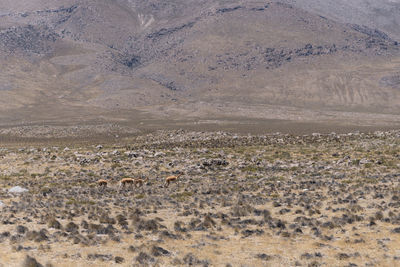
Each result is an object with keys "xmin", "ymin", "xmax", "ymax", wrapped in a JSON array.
[{"xmin": 0, "ymin": 130, "xmax": 400, "ymax": 266}]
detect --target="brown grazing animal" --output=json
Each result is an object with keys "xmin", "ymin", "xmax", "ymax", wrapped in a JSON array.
[
  {"xmin": 134, "ymin": 177, "xmax": 148, "ymax": 187},
  {"xmin": 119, "ymin": 178, "xmax": 135, "ymax": 189},
  {"xmin": 164, "ymin": 173, "xmax": 183, "ymax": 187},
  {"xmin": 97, "ymin": 179, "xmax": 108, "ymax": 188}
]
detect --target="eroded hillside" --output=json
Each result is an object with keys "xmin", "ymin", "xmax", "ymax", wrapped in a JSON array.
[{"xmin": 0, "ymin": 0, "xmax": 399, "ymax": 131}]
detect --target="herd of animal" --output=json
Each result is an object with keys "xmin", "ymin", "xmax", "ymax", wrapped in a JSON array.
[{"xmin": 96, "ymin": 173, "xmax": 183, "ymax": 189}]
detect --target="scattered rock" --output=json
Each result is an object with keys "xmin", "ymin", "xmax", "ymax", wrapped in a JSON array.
[
  {"xmin": 392, "ymin": 227, "xmax": 400, "ymax": 233},
  {"xmin": 256, "ymin": 253, "xmax": 272, "ymax": 261},
  {"xmin": 9, "ymin": 186, "xmax": 28, "ymax": 193},
  {"xmin": 65, "ymin": 222, "xmax": 79, "ymax": 233},
  {"xmin": 47, "ymin": 219, "xmax": 62, "ymax": 230},
  {"xmin": 135, "ymin": 252, "xmax": 154, "ymax": 264},
  {"xmin": 16, "ymin": 225, "xmax": 28, "ymax": 234},
  {"xmin": 87, "ymin": 254, "xmax": 113, "ymax": 261},
  {"xmin": 22, "ymin": 255, "xmax": 43, "ymax": 267},
  {"xmin": 152, "ymin": 246, "xmax": 170, "ymax": 257},
  {"xmin": 114, "ymin": 256, "xmax": 124, "ymax": 263}
]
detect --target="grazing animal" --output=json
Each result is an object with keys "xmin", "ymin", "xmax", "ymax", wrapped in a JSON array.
[
  {"xmin": 119, "ymin": 178, "xmax": 135, "ymax": 189},
  {"xmin": 97, "ymin": 179, "xmax": 108, "ymax": 188},
  {"xmin": 164, "ymin": 173, "xmax": 183, "ymax": 187},
  {"xmin": 134, "ymin": 177, "xmax": 148, "ymax": 187}
]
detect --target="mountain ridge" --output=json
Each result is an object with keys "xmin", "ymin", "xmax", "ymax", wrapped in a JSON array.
[{"xmin": 0, "ymin": 0, "xmax": 399, "ymax": 133}]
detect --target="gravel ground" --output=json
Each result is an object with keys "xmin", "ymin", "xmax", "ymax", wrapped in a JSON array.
[{"xmin": 0, "ymin": 130, "xmax": 399, "ymax": 266}]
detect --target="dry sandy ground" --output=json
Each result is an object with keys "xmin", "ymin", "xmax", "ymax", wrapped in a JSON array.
[{"xmin": 0, "ymin": 130, "xmax": 399, "ymax": 266}]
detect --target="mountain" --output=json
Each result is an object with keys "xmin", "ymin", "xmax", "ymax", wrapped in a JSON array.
[
  {"xmin": 0, "ymin": 0, "xmax": 399, "ymax": 133},
  {"xmin": 286, "ymin": 0, "xmax": 400, "ymax": 40}
]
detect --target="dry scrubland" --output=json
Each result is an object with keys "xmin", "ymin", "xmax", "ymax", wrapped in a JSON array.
[{"xmin": 0, "ymin": 130, "xmax": 400, "ymax": 266}]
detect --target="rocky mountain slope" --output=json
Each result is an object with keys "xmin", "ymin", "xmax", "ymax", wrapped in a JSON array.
[
  {"xmin": 286, "ymin": 0, "xmax": 400, "ymax": 40},
  {"xmin": 0, "ymin": 0, "xmax": 399, "ymax": 132}
]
